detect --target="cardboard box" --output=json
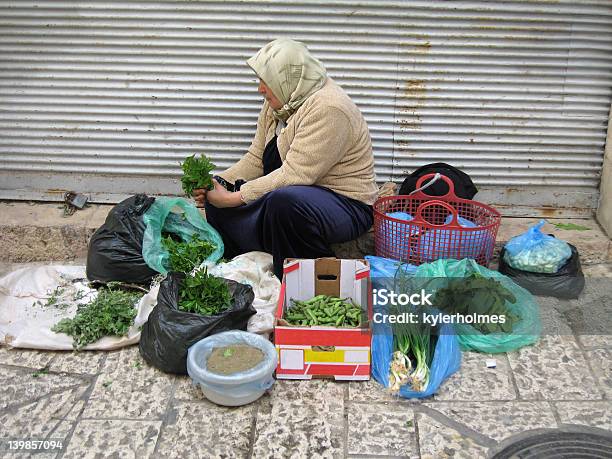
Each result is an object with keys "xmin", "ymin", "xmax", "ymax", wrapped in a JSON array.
[{"xmin": 274, "ymin": 258, "xmax": 372, "ymax": 381}]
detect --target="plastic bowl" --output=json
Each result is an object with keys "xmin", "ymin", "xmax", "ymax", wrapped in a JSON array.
[{"xmin": 186, "ymin": 331, "xmax": 277, "ymax": 406}]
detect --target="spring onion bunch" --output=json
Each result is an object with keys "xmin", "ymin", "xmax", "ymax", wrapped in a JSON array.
[{"xmin": 389, "ymin": 305, "xmax": 434, "ymax": 393}]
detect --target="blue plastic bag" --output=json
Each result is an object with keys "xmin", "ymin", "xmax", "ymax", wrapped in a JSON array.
[
  {"xmin": 142, "ymin": 197, "xmax": 224, "ymax": 275},
  {"xmin": 371, "ymin": 317, "xmax": 461, "ymax": 399},
  {"xmin": 503, "ymin": 220, "xmax": 572, "ymax": 274},
  {"xmin": 379, "ymin": 212, "xmax": 419, "ymax": 262},
  {"xmin": 386, "ymin": 211, "xmax": 414, "ymax": 223},
  {"xmin": 366, "ymin": 255, "xmax": 417, "ymax": 292},
  {"xmin": 417, "ymin": 213, "xmax": 493, "ymax": 262},
  {"xmin": 366, "ymin": 255, "xmax": 418, "ymax": 279},
  {"xmin": 450, "ymin": 214, "xmax": 475, "ymax": 228},
  {"xmin": 383, "ymin": 212, "xmax": 419, "ymax": 238}
]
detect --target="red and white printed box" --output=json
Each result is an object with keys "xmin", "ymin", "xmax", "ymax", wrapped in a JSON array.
[{"xmin": 274, "ymin": 258, "xmax": 372, "ymax": 381}]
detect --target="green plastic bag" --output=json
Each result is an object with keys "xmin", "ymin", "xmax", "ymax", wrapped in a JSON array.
[
  {"xmin": 142, "ymin": 197, "xmax": 224, "ymax": 275},
  {"xmin": 407, "ymin": 259, "xmax": 541, "ymax": 353}
]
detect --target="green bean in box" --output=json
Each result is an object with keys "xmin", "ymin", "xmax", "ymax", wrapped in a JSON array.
[{"xmin": 284, "ymin": 294, "xmax": 364, "ymax": 327}]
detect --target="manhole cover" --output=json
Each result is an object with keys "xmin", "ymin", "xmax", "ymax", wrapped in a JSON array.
[{"xmin": 492, "ymin": 428, "xmax": 612, "ymax": 459}]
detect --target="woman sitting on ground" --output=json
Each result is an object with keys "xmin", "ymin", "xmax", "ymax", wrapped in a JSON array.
[{"xmin": 193, "ymin": 38, "xmax": 378, "ymax": 278}]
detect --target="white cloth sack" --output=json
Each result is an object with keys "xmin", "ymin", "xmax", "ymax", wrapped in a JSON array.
[
  {"xmin": 0, "ymin": 265, "xmax": 158, "ymax": 350},
  {"xmin": 0, "ymin": 252, "xmax": 280, "ymax": 350},
  {"xmin": 205, "ymin": 251, "xmax": 281, "ymax": 335}
]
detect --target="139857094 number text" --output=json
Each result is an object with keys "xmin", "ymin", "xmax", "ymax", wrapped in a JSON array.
[{"xmin": 1, "ymin": 439, "xmax": 64, "ymax": 451}]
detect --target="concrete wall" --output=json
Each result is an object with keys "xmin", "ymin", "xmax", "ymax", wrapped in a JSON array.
[{"xmin": 597, "ymin": 104, "xmax": 612, "ymax": 238}]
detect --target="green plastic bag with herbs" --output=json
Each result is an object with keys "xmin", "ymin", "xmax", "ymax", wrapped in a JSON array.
[
  {"xmin": 142, "ymin": 197, "xmax": 224, "ymax": 275},
  {"xmin": 402, "ymin": 259, "xmax": 541, "ymax": 353}
]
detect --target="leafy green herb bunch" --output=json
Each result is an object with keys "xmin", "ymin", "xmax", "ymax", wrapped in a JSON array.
[
  {"xmin": 178, "ymin": 269, "xmax": 232, "ymax": 316},
  {"xmin": 52, "ymin": 284, "xmax": 143, "ymax": 350},
  {"xmin": 180, "ymin": 154, "xmax": 216, "ymax": 195},
  {"xmin": 162, "ymin": 233, "xmax": 217, "ymax": 274}
]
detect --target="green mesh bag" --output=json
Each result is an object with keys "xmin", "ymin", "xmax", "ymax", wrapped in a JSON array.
[
  {"xmin": 400, "ymin": 258, "xmax": 541, "ymax": 353},
  {"xmin": 142, "ymin": 197, "xmax": 224, "ymax": 275}
]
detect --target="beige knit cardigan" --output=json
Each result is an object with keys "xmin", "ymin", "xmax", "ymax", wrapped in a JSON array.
[{"xmin": 218, "ymin": 78, "xmax": 379, "ymax": 205}]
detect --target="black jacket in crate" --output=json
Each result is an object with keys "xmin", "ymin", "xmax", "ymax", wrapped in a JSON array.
[
  {"xmin": 498, "ymin": 244, "xmax": 585, "ymax": 299},
  {"xmin": 139, "ymin": 273, "xmax": 256, "ymax": 374},
  {"xmin": 86, "ymin": 194, "xmax": 157, "ymax": 284}
]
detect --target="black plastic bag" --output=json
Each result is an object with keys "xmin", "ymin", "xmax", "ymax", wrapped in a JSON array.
[
  {"xmin": 399, "ymin": 162, "xmax": 478, "ymax": 199},
  {"xmin": 498, "ymin": 244, "xmax": 585, "ymax": 299},
  {"xmin": 139, "ymin": 273, "xmax": 256, "ymax": 374},
  {"xmin": 86, "ymin": 194, "xmax": 157, "ymax": 284}
]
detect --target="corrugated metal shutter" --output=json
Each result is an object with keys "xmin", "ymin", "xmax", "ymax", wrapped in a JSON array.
[{"xmin": 0, "ymin": 0, "xmax": 611, "ymax": 216}]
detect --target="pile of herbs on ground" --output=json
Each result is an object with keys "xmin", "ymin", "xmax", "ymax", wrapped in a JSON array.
[
  {"xmin": 389, "ymin": 305, "xmax": 436, "ymax": 393},
  {"xmin": 51, "ymin": 283, "xmax": 144, "ymax": 350},
  {"xmin": 162, "ymin": 232, "xmax": 217, "ymax": 274},
  {"xmin": 178, "ymin": 268, "xmax": 232, "ymax": 316},
  {"xmin": 433, "ymin": 272, "xmax": 519, "ymax": 334},
  {"xmin": 180, "ymin": 154, "xmax": 215, "ymax": 195},
  {"xmin": 284, "ymin": 295, "xmax": 363, "ymax": 327},
  {"xmin": 33, "ymin": 285, "xmax": 85, "ymax": 310}
]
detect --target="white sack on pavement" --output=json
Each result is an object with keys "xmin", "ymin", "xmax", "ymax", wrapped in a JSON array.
[
  {"xmin": 0, "ymin": 252, "xmax": 280, "ymax": 350},
  {"xmin": 206, "ymin": 251, "xmax": 280, "ymax": 335},
  {"xmin": 0, "ymin": 265, "xmax": 158, "ymax": 350}
]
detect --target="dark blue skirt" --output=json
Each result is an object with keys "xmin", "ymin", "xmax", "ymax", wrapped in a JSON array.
[{"xmin": 205, "ymin": 185, "xmax": 373, "ymax": 278}]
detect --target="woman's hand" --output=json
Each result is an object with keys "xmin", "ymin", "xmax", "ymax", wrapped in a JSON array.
[
  {"xmin": 206, "ymin": 179, "xmax": 244, "ymax": 208},
  {"xmin": 192, "ymin": 188, "xmax": 207, "ymax": 208}
]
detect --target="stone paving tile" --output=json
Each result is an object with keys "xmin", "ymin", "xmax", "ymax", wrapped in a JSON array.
[
  {"xmin": 3, "ymin": 451, "xmax": 57, "ymax": 459},
  {"xmin": 58, "ymin": 398, "xmax": 86, "ymax": 424},
  {"xmin": 63, "ymin": 419, "xmax": 161, "ymax": 459},
  {"xmin": 35, "ymin": 400, "xmax": 86, "ymax": 459},
  {"xmin": 347, "ymin": 402, "xmax": 417, "ymax": 457},
  {"xmin": 51, "ymin": 399, "xmax": 87, "ymax": 442},
  {"xmin": 176, "ymin": 378, "xmax": 346, "ymax": 409},
  {"xmin": 507, "ymin": 335, "xmax": 602, "ymax": 400},
  {"xmin": 252, "ymin": 394, "xmax": 344, "ymax": 458},
  {"xmin": 269, "ymin": 378, "xmax": 345, "ymax": 405},
  {"xmin": 156, "ymin": 400, "xmax": 253, "ymax": 458},
  {"xmin": 559, "ymin": 287, "xmax": 612, "ymax": 339},
  {"xmin": 0, "ymin": 385, "xmax": 86, "ymax": 439},
  {"xmin": 0, "ymin": 347, "xmax": 54, "ymax": 369},
  {"xmin": 173, "ymin": 375, "xmax": 205, "ymax": 401},
  {"xmin": 555, "ymin": 401, "xmax": 612, "ymax": 431},
  {"xmin": 81, "ymin": 346, "xmax": 174, "ymax": 420},
  {"xmin": 585, "ymin": 348, "xmax": 612, "ymax": 399},
  {"xmin": 538, "ymin": 300, "xmax": 575, "ymax": 336},
  {"xmin": 578, "ymin": 335, "xmax": 612, "ymax": 348},
  {"xmin": 3, "ymin": 453, "xmax": 57, "ymax": 459},
  {"xmin": 582, "ymin": 262, "xmax": 612, "ymax": 278},
  {"xmin": 0, "ymin": 366, "xmax": 87, "ymax": 411},
  {"xmin": 422, "ymin": 402, "xmax": 557, "ymax": 443},
  {"xmin": 416, "ymin": 412, "xmax": 490, "ymax": 459},
  {"xmin": 0, "ymin": 389, "xmax": 83, "ymax": 458},
  {"xmin": 578, "ymin": 275, "xmax": 612, "ymax": 297},
  {"xmin": 348, "ymin": 378, "xmax": 398, "ymax": 402},
  {"xmin": 434, "ymin": 352, "xmax": 516, "ymax": 401},
  {"xmin": 48, "ymin": 351, "xmax": 106, "ymax": 375}
]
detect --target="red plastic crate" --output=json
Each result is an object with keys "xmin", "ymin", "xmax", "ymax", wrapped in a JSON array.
[{"xmin": 373, "ymin": 174, "xmax": 501, "ymax": 266}]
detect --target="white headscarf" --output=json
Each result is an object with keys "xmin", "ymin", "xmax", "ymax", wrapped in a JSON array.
[{"xmin": 247, "ymin": 38, "xmax": 327, "ymax": 121}]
